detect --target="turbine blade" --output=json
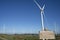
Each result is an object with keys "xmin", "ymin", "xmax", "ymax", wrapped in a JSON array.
[
  {"xmin": 42, "ymin": 4, "xmax": 45, "ymax": 10},
  {"xmin": 34, "ymin": 0, "xmax": 41, "ymax": 9}
]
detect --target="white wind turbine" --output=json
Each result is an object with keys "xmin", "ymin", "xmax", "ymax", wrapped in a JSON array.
[
  {"xmin": 34, "ymin": 0, "xmax": 55, "ymax": 40},
  {"xmin": 34, "ymin": 0, "xmax": 45, "ymax": 31},
  {"xmin": 34, "ymin": 0, "xmax": 45, "ymax": 40},
  {"xmin": 3, "ymin": 24, "xmax": 6, "ymax": 34}
]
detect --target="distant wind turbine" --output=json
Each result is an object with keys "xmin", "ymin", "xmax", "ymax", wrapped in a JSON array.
[
  {"xmin": 3, "ymin": 24, "xmax": 6, "ymax": 34},
  {"xmin": 13, "ymin": 27, "xmax": 15, "ymax": 34}
]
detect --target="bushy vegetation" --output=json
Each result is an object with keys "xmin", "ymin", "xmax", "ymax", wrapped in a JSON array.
[{"xmin": 0, "ymin": 34, "xmax": 60, "ymax": 40}]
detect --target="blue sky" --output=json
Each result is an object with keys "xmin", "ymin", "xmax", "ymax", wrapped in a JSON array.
[{"xmin": 0, "ymin": 0, "xmax": 60, "ymax": 34}]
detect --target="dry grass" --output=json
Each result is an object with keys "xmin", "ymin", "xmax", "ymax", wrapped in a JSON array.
[{"xmin": 0, "ymin": 34, "xmax": 60, "ymax": 40}]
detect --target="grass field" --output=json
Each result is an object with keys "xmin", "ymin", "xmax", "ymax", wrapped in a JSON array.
[{"xmin": 0, "ymin": 34, "xmax": 60, "ymax": 40}]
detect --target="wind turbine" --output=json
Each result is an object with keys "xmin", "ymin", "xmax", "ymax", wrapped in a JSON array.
[
  {"xmin": 13, "ymin": 27, "xmax": 15, "ymax": 34},
  {"xmin": 3, "ymin": 24, "xmax": 6, "ymax": 34},
  {"xmin": 34, "ymin": 0, "xmax": 45, "ymax": 31},
  {"xmin": 34, "ymin": 0, "xmax": 45, "ymax": 40},
  {"xmin": 34, "ymin": 0, "xmax": 55, "ymax": 40},
  {"xmin": 54, "ymin": 22, "xmax": 57, "ymax": 35}
]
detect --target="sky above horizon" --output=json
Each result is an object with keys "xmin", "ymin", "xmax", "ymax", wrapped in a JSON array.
[{"xmin": 0, "ymin": 0, "xmax": 60, "ymax": 34}]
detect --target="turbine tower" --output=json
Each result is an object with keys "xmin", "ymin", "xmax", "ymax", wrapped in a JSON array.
[{"xmin": 34, "ymin": 0, "xmax": 45, "ymax": 31}]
